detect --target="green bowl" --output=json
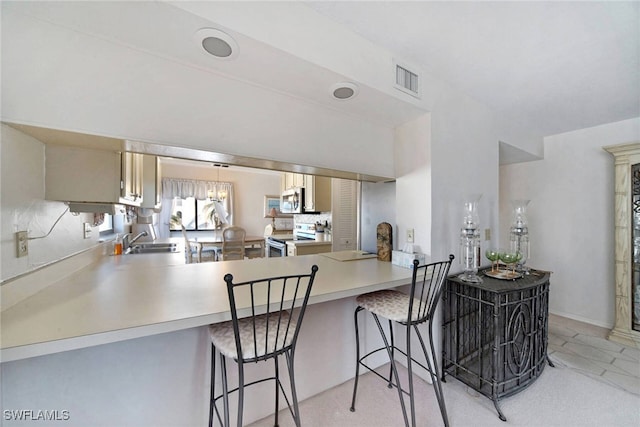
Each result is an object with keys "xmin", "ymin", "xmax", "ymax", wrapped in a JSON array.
[
  {"xmin": 499, "ymin": 251, "xmax": 521, "ymax": 265},
  {"xmin": 485, "ymin": 248, "xmax": 500, "ymax": 262}
]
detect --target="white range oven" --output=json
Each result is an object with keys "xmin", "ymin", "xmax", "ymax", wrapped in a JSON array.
[
  {"xmin": 265, "ymin": 235, "xmax": 292, "ymax": 257},
  {"xmin": 265, "ymin": 223, "xmax": 317, "ymax": 257}
]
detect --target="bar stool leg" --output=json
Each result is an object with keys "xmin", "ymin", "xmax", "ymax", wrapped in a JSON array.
[
  {"xmin": 406, "ymin": 325, "xmax": 416, "ymax": 427},
  {"xmin": 285, "ymin": 350, "xmax": 302, "ymax": 427},
  {"xmin": 372, "ymin": 313, "xmax": 409, "ymax": 427},
  {"xmin": 220, "ymin": 354, "xmax": 230, "ymax": 427},
  {"xmin": 415, "ymin": 324, "xmax": 449, "ymax": 427},
  {"xmin": 209, "ymin": 344, "xmax": 216, "ymax": 427},
  {"xmin": 237, "ymin": 361, "xmax": 245, "ymax": 427},
  {"xmin": 274, "ymin": 357, "xmax": 280, "ymax": 427},
  {"xmin": 350, "ymin": 307, "xmax": 364, "ymax": 412},
  {"xmin": 388, "ymin": 319, "xmax": 395, "ymax": 388}
]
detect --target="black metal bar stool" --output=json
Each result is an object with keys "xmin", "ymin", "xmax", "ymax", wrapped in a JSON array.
[
  {"xmin": 350, "ymin": 255, "xmax": 454, "ymax": 427},
  {"xmin": 208, "ymin": 265, "xmax": 319, "ymax": 427}
]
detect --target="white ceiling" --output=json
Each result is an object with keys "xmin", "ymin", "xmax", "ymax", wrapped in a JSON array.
[
  {"xmin": 307, "ymin": 1, "xmax": 640, "ymax": 137},
  {"xmin": 2, "ymin": 1, "xmax": 638, "ymax": 170}
]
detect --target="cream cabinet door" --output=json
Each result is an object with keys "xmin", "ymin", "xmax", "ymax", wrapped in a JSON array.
[
  {"xmin": 45, "ymin": 145, "xmax": 121, "ymax": 203},
  {"xmin": 140, "ymin": 155, "xmax": 161, "ymax": 209},
  {"xmin": 121, "ymin": 152, "xmax": 143, "ymax": 204},
  {"xmin": 303, "ymin": 175, "xmax": 332, "ymax": 212},
  {"xmin": 282, "ymin": 172, "xmax": 304, "ymax": 191}
]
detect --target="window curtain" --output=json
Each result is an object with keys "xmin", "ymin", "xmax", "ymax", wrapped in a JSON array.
[{"xmin": 157, "ymin": 178, "xmax": 234, "ymax": 238}]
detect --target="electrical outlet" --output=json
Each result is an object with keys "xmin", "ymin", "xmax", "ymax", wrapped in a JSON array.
[
  {"xmin": 407, "ymin": 228, "xmax": 414, "ymax": 243},
  {"xmin": 83, "ymin": 223, "xmax": 92, "ymax": 239},
  {"xmin": 485, "ymin": 228, "xmax": 491, "ymax": 241},
  {"xmin": 16, "ymin": 231, "xmax": 28, "ymax": 257}
]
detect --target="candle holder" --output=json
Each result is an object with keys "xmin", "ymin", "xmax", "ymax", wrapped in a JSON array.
[
  {"xmin": 459, "ymin": 195, "xmax": 483, "ymax": 283},
  {"xmin": 509, "ymin": 200, "xmax": 530, "ymax": 274}
]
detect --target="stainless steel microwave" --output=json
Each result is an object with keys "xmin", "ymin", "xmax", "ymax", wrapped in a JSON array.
[{"xmin": 281, "ymin": 187, "xmax": 304, "ymax": 214}]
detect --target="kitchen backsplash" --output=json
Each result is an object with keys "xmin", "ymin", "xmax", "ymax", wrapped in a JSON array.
[
  {"xmin": 273, "ymin": 218, "xmax": 294, "ymax": 230},
  {"xmin": 295, "ymin": 213, "xmax": 332, "ymax": 229}
]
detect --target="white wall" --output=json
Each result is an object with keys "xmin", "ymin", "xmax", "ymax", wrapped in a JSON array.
[
  {"xmin": 430, "ymin": 88, "xmax": 500, "ymax": 264},
  {"xmin": 500, "ymin": 117, "xmax": 640, "ymax": 328},
  {"xmin": 361, "ymin": 181, "xmax": 396, "ymax": 253},
  {"xmin": 395, "ymin": 114, "xmax": 432, "ymax": 255},
  {"xmin": 0, "ymin": 125, "xmax": 99, "ymax": 282}
]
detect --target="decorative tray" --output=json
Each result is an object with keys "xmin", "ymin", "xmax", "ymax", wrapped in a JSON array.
[{"xmin": 484, "ymin": 269, "xmax": 523, "ymax": 280}]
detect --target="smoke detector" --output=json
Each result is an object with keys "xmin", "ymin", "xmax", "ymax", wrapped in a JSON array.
[{"xmin": 195, "ymin": 28, "xmax": 239, "ymax": 60}]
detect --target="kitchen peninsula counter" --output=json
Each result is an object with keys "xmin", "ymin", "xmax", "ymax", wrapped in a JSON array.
[
  {"xmin": 1, "ymin": 251, "xmax": 413, "ymax": 362},
  {"xmin": 286, "ymin": 238, "xmax": 332, "ymax": 256}
]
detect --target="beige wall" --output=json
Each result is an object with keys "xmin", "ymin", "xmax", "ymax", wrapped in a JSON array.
[{"xmin": 160, "ymin": 160, "xmax": 287, "ymax": 237}]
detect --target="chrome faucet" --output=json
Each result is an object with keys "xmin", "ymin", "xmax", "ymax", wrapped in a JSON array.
[{"xmin": 123, "ymin": 231, "xmax": 148, "ymax": 252}]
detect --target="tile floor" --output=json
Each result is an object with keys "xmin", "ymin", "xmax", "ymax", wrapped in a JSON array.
[
  {"xmin": 547, "ymin": 314, "xmax": 640, "ymax": 395},
  {"xmin": 245, "ymin": 314, "xmax": 639, "ymax": 427}
]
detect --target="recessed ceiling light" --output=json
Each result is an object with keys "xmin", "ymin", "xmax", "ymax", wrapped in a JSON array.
[
  {"xmin": 331, "ymin": 82, "xmax": 359, "ymax": 100},
  {"xmin": 195, "ymin": 28, "xmax": 239, "ymax": 60}
]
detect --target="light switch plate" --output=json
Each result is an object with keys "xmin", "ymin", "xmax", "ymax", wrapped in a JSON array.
[
  {"xmin": 16, "ymin": 231, "xmax": 28, "ymax": 257},
  {"xmin": 83, "ymin": 223, "xmax": 92, "ymax": 239},
  {"xmin": 407, "ymin": 228, "xmax": 415, "ymax": 243}
]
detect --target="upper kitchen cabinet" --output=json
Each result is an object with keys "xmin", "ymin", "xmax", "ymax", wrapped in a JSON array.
[
  {"xmin": 282, "ymin": 172, "xmax": 304, "ymax": 191},
  {"xmin": 45, "ymin": 144, "xmax": 143, "ymax": 207},
  {"xmin": 139, "ymin": 154, "xmax": 162, "ymax": 210},
  {"xmin": 304, "ymin": 175, "xmax": 331, "ymax": 212},
  {"xmin": 120, "ymin": 151, "xmax": 144, "ymax": 205},
  {"xmin": 281, "ymin": 172, "xmax": 332, "ymax": 212}
]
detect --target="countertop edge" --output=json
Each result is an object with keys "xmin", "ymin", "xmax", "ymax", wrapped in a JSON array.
[
  {"xmin": 1, "ymin": 254, "xmax": 414, "ymax": 363},
  {"xmin": 0, "ymin": 311, "xmax": 229, "ymax": 363}
]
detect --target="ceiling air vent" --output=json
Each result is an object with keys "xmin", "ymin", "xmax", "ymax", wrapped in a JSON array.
[{"xmin": 394, "ymin": 62, "xmax": 420, "ymax": 98}]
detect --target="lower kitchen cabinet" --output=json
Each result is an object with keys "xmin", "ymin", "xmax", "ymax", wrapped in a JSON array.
[{"xmin": 286, "ymin": 241, "xmax": 332, "ymax": 256}]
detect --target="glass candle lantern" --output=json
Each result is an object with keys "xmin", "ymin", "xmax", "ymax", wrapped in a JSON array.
[
  {"xmin": 509, "ymin": 199, "xmax": 530, "ymax": 273},
  {"xmin": 459, "ymin": 195, "xmax": 483, "ymax": 283}
]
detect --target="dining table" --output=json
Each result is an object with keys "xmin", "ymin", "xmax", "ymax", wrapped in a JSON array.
[{"xmin": 192, "ymin": 234, "xmax": 266, "ymax": 260}]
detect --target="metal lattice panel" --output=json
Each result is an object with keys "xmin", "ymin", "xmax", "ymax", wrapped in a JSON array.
[
  {"xmin": 442, "ymin": 270, "xmax": 552, "ymax": 421},
  {"xmin": 633, "ymin": 164, "xmax": 640, "ymax": 212},
  {"xmin": 633, "ymin": 164, "xmax": 640, "ymax": 331}
]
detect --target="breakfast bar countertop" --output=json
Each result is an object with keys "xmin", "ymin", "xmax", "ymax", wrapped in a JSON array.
[{"xmin": 0, "ymin": 251, "xmax": 413, "ymax": 362}]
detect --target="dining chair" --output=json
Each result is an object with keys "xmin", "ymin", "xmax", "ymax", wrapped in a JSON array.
[
  {"xmin": 181, "ymin": 224, "xmax": 216, "ymax": 263},
  {"xmin": 244, "ymin": 244, "xmax": 264, "ymax": 259},
  {"xmin": 208, "ymin": 265, "xmax": 319, "ymax": 427},
  {"xmin": 220, "ymin": 226, "xmax": 246, "ymax": 261},
  {"xmin": 350, "ymin": 255, "xmax": 455, "ymax": 427}
]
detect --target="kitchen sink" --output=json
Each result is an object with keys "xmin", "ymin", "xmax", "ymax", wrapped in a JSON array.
[{"xmin": 126, "ymin": 242, "xmax": 180, "ymax": 254}]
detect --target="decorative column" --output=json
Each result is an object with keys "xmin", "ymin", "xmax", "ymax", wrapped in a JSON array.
[{"xmin": 604, "ymin": 142, "xmax": 640, "ymax": 347}]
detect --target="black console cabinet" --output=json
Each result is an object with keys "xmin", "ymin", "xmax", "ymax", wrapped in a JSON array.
[{"xmin": 442, "ymin": 269, "xmax": 553, "ymax": 421}]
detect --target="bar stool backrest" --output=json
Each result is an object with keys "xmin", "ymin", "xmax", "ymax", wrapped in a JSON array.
[
  {"xmin": 407, "ymin": 255, "xmax": 455, "ymax": 325},
  {"xmin": 223, "ymin": 265, "xmax": 319, "ymax": 362}
]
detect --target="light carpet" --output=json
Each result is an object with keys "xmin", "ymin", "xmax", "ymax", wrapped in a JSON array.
[{"xmin": 248, "ymin": 359, "xmax": 640, "ymax": 427}]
